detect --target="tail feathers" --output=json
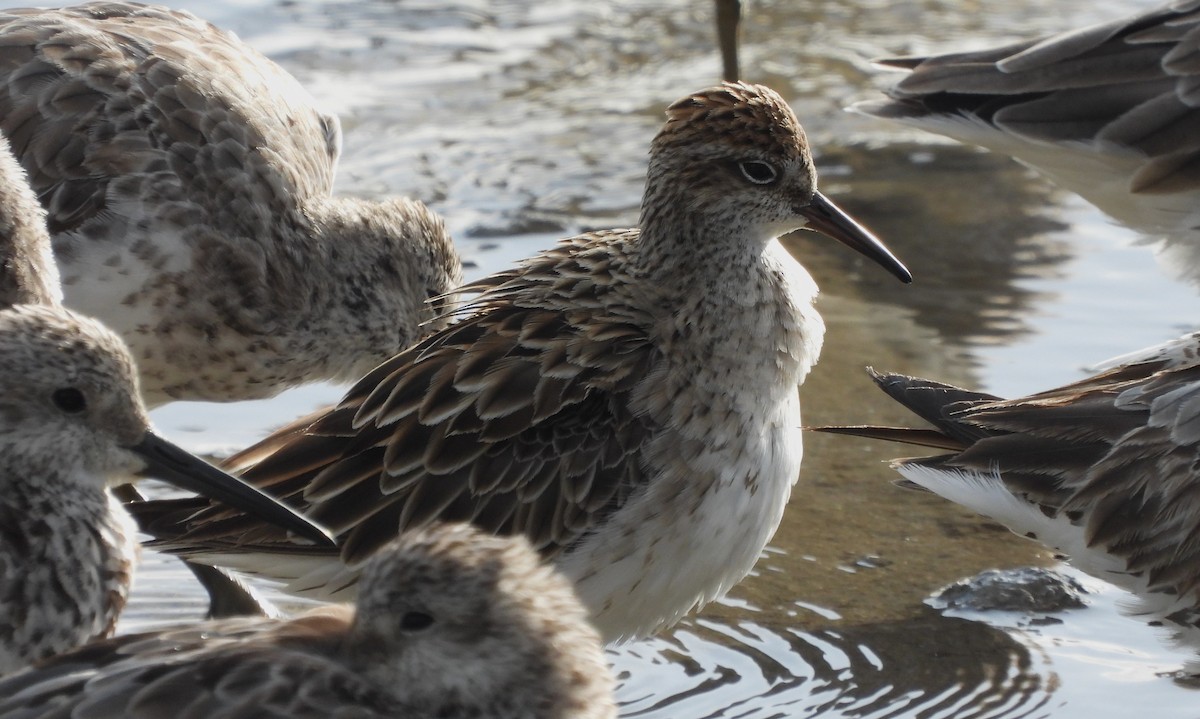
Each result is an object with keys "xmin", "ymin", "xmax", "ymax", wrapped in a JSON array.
[
  {"xmin": 185, "ymin": 564, "xmax": 282, "ymax": 619},
  {"xmin": 895, "ymin": 464, "xmax": 1076, "ymax": 553},
  {"xmin": 810, "ymin": 425, "xmax": 967, "ymax": 451},
  {"xmin": 810, "ymin": 369, "xmax": 1004, "ymax": 452},
  {"xmin": 219, "ymin": 405, "xmax": 336, "ymax": 475},
  {"xmin": 868, "ymin": 368, "xmax": 999, "ymax": 425},
  {"xmin": 872, "ymin": 55, "xmax": 924, "ymax": 71},
  {"xmin": 124, "ymin": 496, "xmax": 207, "ymax": 542}
]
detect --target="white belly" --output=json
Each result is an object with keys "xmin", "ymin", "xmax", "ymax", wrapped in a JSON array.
[{"xmin": 560, "ymin": 389, "xmax": 803, "ymax": 642}]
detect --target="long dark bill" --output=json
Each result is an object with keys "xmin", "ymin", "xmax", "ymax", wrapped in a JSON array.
[
  {"xmin": 131, "ymin": 431, "xmax": 334, "ymax": 546},
  {"xmin": 801, "ymin": 191, "xmax": 912, "ymax": 283}
]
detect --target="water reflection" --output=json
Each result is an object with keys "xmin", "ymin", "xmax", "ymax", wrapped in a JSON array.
[
  {"xmin": 789, "ymin": 142, "xmax": 1071, "ymax": 347},
  {"xmin": 617, "ymin": 613, "xmax": 1053, "ymax": 719}
]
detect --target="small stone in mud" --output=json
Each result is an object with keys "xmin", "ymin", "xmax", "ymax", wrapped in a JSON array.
[
  {"xmin": 854, "ymin": 555, "xmax": 891, "ymax": 569},
  {"xmin": 835, "ymin": 554, "xmax": 892, "ymax": 574},
  {"xmin": 930, "ymin": 567, "xmax": 1089, "ymax": 613}
]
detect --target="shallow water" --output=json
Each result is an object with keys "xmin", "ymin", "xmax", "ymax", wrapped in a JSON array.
[{"xmin": 13, "ymin": 0, "xmax": 1200, "ymax": 714}]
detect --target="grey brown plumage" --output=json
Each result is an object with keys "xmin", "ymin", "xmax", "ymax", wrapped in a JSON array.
[
  {"xmin": 0, "ymin": 304, "xmax": 331, "ymax": 675},
  {"xmin": 129, "ymin": 82, "xmax": 911, "ymax": 642},
  {"xmin": 0, "ymin": 133, "xmax": 57, "ymax": 308},
  {"xmin": 855, "ymin": 0, "xmax": 1200, "ymax": 238},
  {"xmin": 0, "ymin": 105, "xmax": 331, "ymax": 673},
  {"xmin": 816, "ymin": 340, "xmax": 1200, "ymax": 612},
  {"xmin": 0, "ymin": 2, "xmax": 463, "ymax": 404},
  {"xmin": 0, "ymin": 524, "xmax": 615, "ymax": 719}
]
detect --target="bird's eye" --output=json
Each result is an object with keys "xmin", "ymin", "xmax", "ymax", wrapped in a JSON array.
[
  {"xmin": 52, "ymin": 387, "xmax": 87, "ymax": 414},
  {"xmin": 738, "ymin": 160, "xmax": 779, "ymax": 185},
  {"xmin": 399, "ymin": 611, "xmax": 435, "ymax": 631}
]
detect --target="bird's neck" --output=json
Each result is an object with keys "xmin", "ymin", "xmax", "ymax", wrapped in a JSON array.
[{"xmin": 637, "ymin": 234, "xmax": 761, "ymax": 296}]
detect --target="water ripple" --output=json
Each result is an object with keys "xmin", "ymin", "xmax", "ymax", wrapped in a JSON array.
[{"xmin": 613, "ymin": 613, "xmax": 1054, "ymax": 719}]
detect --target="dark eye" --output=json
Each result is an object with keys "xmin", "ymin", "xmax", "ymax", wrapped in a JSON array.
[
  {"xmin": 400, "ymin": 611, "xmax": 435, "ymax": 631},
  {"xmin": 738, "ymin": 161, "xmax": 778, "ymax": 185},
  {"xmin": 52, "ymin": 387, "xmax": 87, "ymax": 414}
]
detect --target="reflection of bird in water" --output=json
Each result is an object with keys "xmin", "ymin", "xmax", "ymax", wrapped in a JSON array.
[
  {"xmin": 0, "ymin": 2, "xmax": 463, "ymax": 405},
  {"xmin": 613, "ymin": 613, "xmax": 1052, "ymax": 717},
  {"xmin": 0, "ymin": 524, "xmax": 616, "ymax": 719},
  {"xmin": 855, "ymin": 2, "xmax": 1200, "ymax": 283},
  {"xmin": 128, "ymin": 81, "xmax": 911, "ymax": 643},
  {"xmin": 816, "ymin": 334, "xmax": 1200, "ymax": 617}
]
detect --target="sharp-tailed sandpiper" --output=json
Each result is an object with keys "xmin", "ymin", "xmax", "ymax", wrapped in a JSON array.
[
  {"xmin": 0, "ymin": 128, "xmax": 332, "ymax": 670},
  {"xmin": 854, "ymin": 1, "xmax": 1200, "ymax": 239},
  {"xmin": 0, "ymin": 2, "xmax": 463, "ymax": 405},
  {"xmin": 131, "ymin": 81, "xmax": 912, "ymax": 642},
  {"xmin": 0, "ymin": 302, "xmax": 336, "ymax": 674},
  {"xmin": 0, "ymin": 523, "xmax": 615, "ymax": 719},
  {"xmin": 815, "ymin": 342, "xmax": 1200, "ymax": 615}
]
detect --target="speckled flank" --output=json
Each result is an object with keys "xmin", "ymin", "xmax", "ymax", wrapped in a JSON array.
[
  {"xmin": 0, "ymin": 134, "xmax": 59, "ymax": 308},
  {"xmin": 0, "ymin": 524, "xmax": 616, "ymax": 719},
  {"xmin": 0, "ymin": 301, "xmax": 330, "ymax": 674},
  {"xmin": 0, "ymin": 2, "xmax": 463, "ymax": 405},
  {"xmin": 0, "ymin": 305, "xmax": 146, "ymax": 674},
  {"xmin": 131, "ymin": 82, "xmax": 909, "ymax": 642}
]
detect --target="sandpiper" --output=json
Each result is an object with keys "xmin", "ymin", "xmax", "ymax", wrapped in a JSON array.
[
  {"xmin": 0, "ymin": 2, "xmax": 463, "ymax": 405},
  {"xmin": 815, "ymin": 345, "xmax": 1200, "ymax": 615},
  {"xmin": 0, "ymin": 303, "xmax": 335, "ymax": 675},
  {"xmin": 0, "ymin": 524, "xmax": 615, "ymax": 719},
  {"xmin": 0, "ymin": 123, "xmax": 330, "ymax": 671},
  {"xmin": 854, "ymin": 1, "xmax": 1200, "ymax": 239},
  {"xmin": 131, "ymin": 82, "xmax": 911, "ymax": 642}
]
